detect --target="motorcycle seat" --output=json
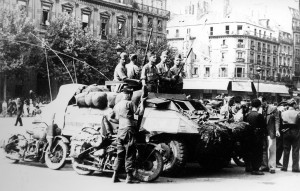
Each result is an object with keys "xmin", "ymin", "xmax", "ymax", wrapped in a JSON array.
[{"xmin": 26, "ymin": 130, "xmax": 34, "ymax": 135}]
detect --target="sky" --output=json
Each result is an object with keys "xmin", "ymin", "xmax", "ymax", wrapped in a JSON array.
[{"xmin": 166, "ymin": 0, "xmax": 299, "ymax": 14}]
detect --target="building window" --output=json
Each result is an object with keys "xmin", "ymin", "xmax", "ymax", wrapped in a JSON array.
[
  {"xmin": 187, "ymin": 28, "xmax": 191, "ymax": 34},
  {"xmin": 210, "ymin": 27, "xmax": 213, "ymax": 35},
  {"xmin": 100, "ymin": 18, "xmax": 109, "ymax": 39},
  {"xmin": 225, "ymin": 25, "xmax": 229, "ymax": 34},
  {"xmin": 270, "ymin": 33, "xmax": 272, "ymax": 38},
  {"xmin": 193, "ymin": 67, "xmax": 198, "ymax": 75},
  {"xmin": 221, "ymin": 52, "xmax": 225, "ymax": 60},
  {"xmin": 148, "ymin": 17, "xmax": 153, "ymax": 28},
  {"xmin": 82, "ymin": 13, "xmax": 90, "ymax": 30},
  {"xmin": 158, "ymin": 20, "xmax": 162, "ymax": 31},
  {"xmin": 263, "ymin": 31, "xmax": 266, "ymax": 38},
  {"xmin": 254, "ymin": 29, "xmax": 257, "ymax": 36},
  {"xmin": 237, "ymin": 25, "xmax": 242, "ymax": 34},
  {"xmin": 167, "ymin": 30, "xmax": 169, "ymax": 35},
  {"xmin": 259, "ymin": 30, "xmax": 261, "ymax": 37},
  {"xmin": 137, "ymin": 15, "xmax": 143, "ymax": 27},
  {"xmin": 41, "ymin": 2, "xmax": 52, "ymax": 26},
  {"xmin": 62, "ymin": 3, "xmax": 74, "ymax": 14},
  {"xmin": 235, "ymin": 67, "xmax": 244, "ymax": 77},
  {"xmin": 219, "ymin": 67, "xmax": 227, "ymax": 77},
  {"xmin": 175, "ymin": 29, "xmax": 179, "ymax": 37},
  {"xmin": 222, "ymin": 39, "xmax": 226, "ymax": 45},
  {"xmin": 237, "ymin": 52, "xmax": 243, "ymax": 58},
  {"xmin": 117, "ymin": 16, "xmax": 126, "ymax": 36},
  {"xmin": 205, "ymin": 67, "xmax": 210, "ymax": 77}
]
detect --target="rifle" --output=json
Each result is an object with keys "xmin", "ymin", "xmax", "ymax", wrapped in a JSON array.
[
  {"xmin": 142, "ymin": 28, "xmax": 153, "ymax": 66},
  {"xmin": 176, "ymin": 47, "xmax": 193, "ymax": 76}
]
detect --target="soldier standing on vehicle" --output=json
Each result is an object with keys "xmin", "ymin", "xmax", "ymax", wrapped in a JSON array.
[
  {"xmin": 169, "ymin": 54, "xmax": 185, "ymax": 93},
  {"xmin": 280, "ymin": 99, "xmax": 300, "ymax": 172},
  {"xmin": 126, "ymin": 54, "xmax": 140, "ymax": 80},
  {"xmin": 111, "ymin": 87, "xmax": 140, "ymax": 184},
  {"xmin": 156, "ymin": 50, "xmax": 174, "ymax": 93},
  {"xmin": 114, "ymin": 52, "xmax": 128, "ymax": 81},
  {"xmin": 140, "ymin": 51, "xmax": 159, "ymax": 92},
  {"xmin": 244, "ymin": 99, "xmax": 267, "ymax": 175},
  {"xmin": 258, "ymin": 96, "xmax": 280, "ymax": 174}
]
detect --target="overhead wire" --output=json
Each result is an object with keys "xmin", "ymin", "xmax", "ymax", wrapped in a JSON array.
[{"xmin": 0, "ymin": 37, "xmax": 110, "ymax": 80}]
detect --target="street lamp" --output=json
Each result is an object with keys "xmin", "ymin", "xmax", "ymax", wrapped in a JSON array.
[{"xmin": 256, "ymin": 66, "xmax": 262, "ymax": 98}]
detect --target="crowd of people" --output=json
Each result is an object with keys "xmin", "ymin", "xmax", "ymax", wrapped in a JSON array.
[
  {"xmin": 0, "ymin": 90, "xmax": 46, "ymax": 126},
  {"xmin": 217, "ymin": 95, "xmax": 300, "ymax": 175}
]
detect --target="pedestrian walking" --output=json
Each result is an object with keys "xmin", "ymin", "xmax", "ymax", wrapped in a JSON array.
[
  {"xmin": 244, "ymin": 98, "xmax": 267, "ymax": 175},
  {"xmin": 258, "ymin": 96, "xmax": 280, "ymax": 174},
  {"xmin": 110, "ymin": 87, "xmax": 140, "ymax": 184},
  {"xmin": 280, "ymin": 99, "xmax": 300, "ymax": 172},
  {"xmin": 276, "ymin": 102, "xmax": 287, "ymax": 168},
  {"xmin": 15, "ymin": 98, "xmax": 23, "ymax": 126}
]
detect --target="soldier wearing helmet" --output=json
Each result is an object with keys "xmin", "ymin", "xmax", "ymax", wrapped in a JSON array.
[{"xmin": 280, "ymin": 98, "xmax": 300, "ymax": 172}]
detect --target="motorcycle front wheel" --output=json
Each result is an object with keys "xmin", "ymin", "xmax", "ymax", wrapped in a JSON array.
[
  {"xmin": 72, "ymin": 158, "xmax": 94, "ymax": 175},
  {"xmin": 45, "ymin": 140, "xmax": 68, "ymax": 170},
  {"xmin": 134, "ymin": 150, "xmax": 164, "ymax": 182}
]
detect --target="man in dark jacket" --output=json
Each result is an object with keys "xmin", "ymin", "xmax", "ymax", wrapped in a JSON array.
[
  {"xmin": 244, "ymin": 98, "xmax": 267, "ymax": 175},
  {"xmin": 14, "ymin": 98, "xmax": 23, "ymax": 126},
  {"xmin": 280, "ymin": 99, "xmax": 300, "ymax": 172},
  {"xmin": 259, "ymin": 97, "xmax": 280, "ymax": 173}
]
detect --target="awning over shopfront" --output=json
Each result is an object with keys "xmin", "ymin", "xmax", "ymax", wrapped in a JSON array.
[
  {"xmin": 230, "ymin": 81, "xmax": 254, "ymax": 92},
  {"xmin": 253, "ymin": 83, "xmax": 289, "ymax": 94},
  {"xmin": 183, "ymin": 79, "xmax": 229, "ymax": 90}
]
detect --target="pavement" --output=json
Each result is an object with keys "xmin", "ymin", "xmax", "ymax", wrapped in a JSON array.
[{"xmin": 0, "ymin": 117, "xmax": 299, "ymax": 191}]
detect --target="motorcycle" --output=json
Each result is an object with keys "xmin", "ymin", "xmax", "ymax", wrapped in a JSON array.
[
  {"xmin": 70, "ymin": 127, "xmax": 164, "ymax": 182},
  {"xmin": 2, "ymin": 121, "xmax": 68, "ymax": 170}
]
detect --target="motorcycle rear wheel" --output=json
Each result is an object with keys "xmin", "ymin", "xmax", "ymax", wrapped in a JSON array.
[
  {"xmin": 4, "ymin": 134, "xmax": 26, "ymax": 163},
  {"xmin": 134, "ymin": 150, "xmax": 163, "ymax": 182},
  {"xmin": 45, "ymin": 140, "xmax": 68, "ymax": 170},
  {"xmin": 72, "ymin": 158, "xmax": 94, "ymax": 175}
]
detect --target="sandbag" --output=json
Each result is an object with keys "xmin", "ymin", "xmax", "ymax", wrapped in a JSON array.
[
  {"xmin": 107, "ymin": 92, "xmax": 118, "ymax": 108},
  {"xmin": 82, "ymin": 84, "xmax": 109, "ymax": 93},
  {"xmin": 75, "ymin": 92, "xmax": 88, "ymax": 107},
  {"xmin": 85, "ymin": 92, "xmax": 94, "ymax": 107},
  {"xmin": 92, "ymin": 92, "xmax": 108, "ymax": 109}
]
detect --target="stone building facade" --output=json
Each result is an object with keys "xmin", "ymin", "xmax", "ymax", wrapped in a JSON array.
[{"xmin": 0, "ymin": 0, "xmax": 169, "ymax": 100}]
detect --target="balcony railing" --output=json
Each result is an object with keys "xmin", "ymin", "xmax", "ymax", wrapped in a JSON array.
[
  {"xmin": 257, "ymin": 47, "xmax": 262, "ymax": 52},
  {"xmin": 262, "ymin": 61, "xmax": 265, "ymax": 65},
  {"xmin": 267, "ymin": 49, "xmax": 271, "ymax": 53},
  {"xmin": 273, "ymin": 50, "xmax": 277, "ymax": 55},
  {"xmin": 293, "ymin": 25, "xmax": 300, "ymax": 32},
  {"xmin": 262, "ymin": 47, "xmax": 266, "ymax": 52},
  {"xmin": 257, "ymin": 60, "xmax": 262, "ymax": 64},
  {"xmin": 237, "ymin": 44, "xmax": 245, "ymax": 48},
  {"xmin": 221, "ymin": 44, "xmax": 228, "ymax": 48},
  {"xmin": 137, "ymin": 22, "xmax": 143, "ymax": 27},
  {"xmin": 250, "ymin": 59, "xmax": 254, "ymax": 63},
  {"xmin": 133, "ymin": 3, "xmax": 170, "ymax": 18},
  {"xmin": 250, "ymin": 45, "xmax": 255, "ymax": 50},
  {"xmin": 236, "ymin": 58, "xmax": 245, "ymax": 62}
]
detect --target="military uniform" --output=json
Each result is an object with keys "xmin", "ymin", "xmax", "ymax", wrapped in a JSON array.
[
  {"xmin": 141, "ymin": 63, "xmax": 159, "ymax": 92},
  {"xmin": 112, "ymin": 88, "xmax": 139, "ymax": 183},
  {"xmin": 114, "ymin": 63, "xmax": 127, "ymax": 81},
  {"xmin": 169, "ymin": 65, "xmax": 185, "ymax": 94},
  {"xmin": 280, "ymin": 105, "xmax": 300, "ymax": 172}
]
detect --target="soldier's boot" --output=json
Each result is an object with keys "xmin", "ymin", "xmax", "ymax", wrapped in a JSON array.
[
  {"xmin": 125, "ymin": 173, "xmax": 140, "ymax": 184},
  {"xmin": 112, "ymin": 171, "xmax": 121, "ymax": 183}
]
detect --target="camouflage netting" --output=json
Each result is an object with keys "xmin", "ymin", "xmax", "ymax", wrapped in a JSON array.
[{"xmin": 195, "ymin": 122, "xmax": 233, "ymax": 169}]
